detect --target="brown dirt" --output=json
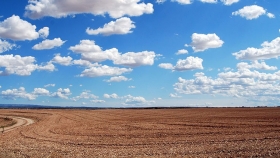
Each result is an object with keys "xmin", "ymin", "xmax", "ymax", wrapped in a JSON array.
[
  {"xmin": 0, "ymin": 117, "xmax": 16, "ymax": 128},
  {"xmin": 0, "ymin": 108, "xmax": 280, "ymax": 157}
]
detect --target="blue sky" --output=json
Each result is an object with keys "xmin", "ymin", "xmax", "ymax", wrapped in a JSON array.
[{"xmin": 0, "ymin": 0, "xmax": 280, "ymax": 107}]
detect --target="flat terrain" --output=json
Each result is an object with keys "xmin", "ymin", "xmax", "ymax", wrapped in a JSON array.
[
  {"xmin": 0, "ymin": 117, "xmax": 15, "ymax": 128},
  {"xmin": 0, "ymin": 108, "xmax": 280, "ymax": 157}
]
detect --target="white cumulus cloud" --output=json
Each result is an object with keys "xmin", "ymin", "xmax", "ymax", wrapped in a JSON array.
[
  {"xmin": 1, "ymin": 87, "xmax": 36, "ymax": 100},
  {"xmin": 156, "ymin": 0, "xmax": 166, "ymax": 4},
  {"xmin": 173, "ymin": 62, "xmax": 280, "ymax": 105},
  {"xmin": 232, "ymin": 37, "xmax": 280, "ymax": 60},
  {"xmin": 51, "ymin": 54, "xmax": 73, "ymax": 66},
  {"xmin": 200, "ymin": 0, "xmax": 217, "ymax": 3},
  {"xmin": 190, "ymin": 33, "xmax": 224, "ymax": 52},
  {"xmin": 176, "ymin": 49, "xmax": 188, "ymax": 55},
  {"xmin": 51, "ymin": 88, "xmax": 71, "ymax": 99},
  {"xmin": 86, "ymin": 17, "xmax": 136, "ymax": 36},
  {"xmin": 105, "ymin": 76, "xmax": 131, "ymax": 82},
  {"xmin": 171, "ymin": 0, "xmax": 192, "ymax": 5},
  {"xmin": 32, "ymin": 38, "xmax": 66, "ymax": 50},
  {"xmin": 0, "ymin": 15, "xmax": 44, "ymax": 41},
  {"xmin": 69, "ymin": 40, "xmax": 158, "ymax": 67},
  {"xmin": 71, "ymin": 91, "xmax": 99, "ymax": 101},
  {"xmin": 37, "ymin": 62, "xmax": 56, "ymax": 72},
  {"xmin": 221, "ymin": 0, "xmax": 239, "ymax": 5},
  {"xmin": 158, "ymin": 63, "xmax": 174, "ymax": 70},
  {"xmin": 38, "ymin": 27, "xmax": 49, "ymax": 38},
  {"xmin": 113, "ymin": 51, "xmax": 156, "ymax": 67},
  {"xmin": 232, "ymin": 5, "xmax": 273, "ymax": 20},
  {"xmin": 69, "ymin": 40, "xmax": 119, "ymax": 62},
  {"xmin": 33, "ymin": 88, "xmax": 50, "ymax": 96},
  {"xmin": 24, "ymin": 0, "xmax": 154, "ymax": 19},
  {"xmin": 0, "ymin": 39, "xmax": 16, "ymax": 53},
  {"xmin": 123, "ymin": 95, "xmax": 155, "ymax": 106},
  {"xmin": 0, "ymin": 54, "xmax": 54, "ymax": 76},
  {"xmin": 159, "ymin": 56, "xmax": 203, "ymax": 71},
  {"xmin": 266, "ymin": 13, "xmax": 275, "ymax": 19},
  {"xmin": 104, "ymin": 93, "xmax": 119, "ymax": 99},
  {"xmin": 79, "ymin": 65, "xmax": 132, "ymax": 77},
  {"xmin": 174, "ymin": 56, "xmax": 204, "ymax": 71},
  {"xmin": 237, "ymin": 61, "xmax": 277, "ymax": 71}
]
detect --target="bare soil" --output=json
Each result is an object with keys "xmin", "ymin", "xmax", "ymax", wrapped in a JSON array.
[
  {"xmin": 0, "ymin": 117, "xmax": 16, "ymax": 128},
  {"xmin": 0, "ymin": 108, "xmax": 280, "ymax": 157}
]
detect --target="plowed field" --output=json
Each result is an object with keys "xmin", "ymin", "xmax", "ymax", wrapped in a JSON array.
[{"xmin": 0, "ymin": 108, "xmax": 280, "ymax": 157}]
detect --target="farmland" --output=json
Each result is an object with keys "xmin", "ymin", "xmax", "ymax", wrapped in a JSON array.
[
  {"xmin": 0, "ymin": 117, "xmax": 15, "ymax": 128},
  {"xmin": 0, "ymin": 108, "xmax": 280, "ymax": 157}
]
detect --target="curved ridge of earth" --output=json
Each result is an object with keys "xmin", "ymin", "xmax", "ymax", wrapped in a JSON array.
[{"xmin": 1, "ymin": 116, "xmax": 34, "ymax": 133}]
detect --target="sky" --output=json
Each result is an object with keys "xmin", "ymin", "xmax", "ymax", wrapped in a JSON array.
[{"xmin": 0, "ymin": 0, "xmax": 280, "ymax": 107}]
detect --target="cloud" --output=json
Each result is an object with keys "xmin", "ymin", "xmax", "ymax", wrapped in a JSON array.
[
  {"xmin": 38, "ymin": 27, "xmax": 49, "ymax": 38},
  {"xmin": 69, "ymin": 40, "xmax": 119, "ymax": 62},
  {"xmin": 103, "ymin": 93, "xmax": 154, "ymax": 106},
  {"xmin": 122, "ymin": 95, "xmax": 155, "ymax": 106},
  {"xmin": 159, "ymin": 56, "xmax": 203, "ymax": 71},
  {"xmin": 221, "ymin": 0, "xmax": 239, "ymax": 5},
  {"xmin": 190, "ymin": 33, "xmax": 224, "ymax": 52},
  {"xmin": 91, "ymin": 99, "xmax": 105, "ymax": 103},
  {"xmin": 237, "ymin": 61, "xmax": 277, "ymax": 71},
  {"xmin": 69, "ymin": 40, "xmax": 157, "ymax": 67},
  {"xmin": 51, "ymin": 54, "xmax": 73, "ymax": 66},
  {"xmin": 0, "ymin": 54, "xmax": 54, "ymax": 76},
  {"xmin": 1, "ymin": 87, "xmax": 36, "ymax": 100},
  {"xmin": 32, "ymin": 38, "xmax": 66, "ymax": 50},
  {"xmin": 175, "ymin": 56, "xmax": 203, "ymax": 71},
  {"xmin": 72, "ymin": 59, "xmax": 97, "ymax": 67},
  {"xmin": 232, "ymin": 5, "xmax": 273, "ymax": 20},
  {"xmin": 105, "ymin": 76, "xmax": 131, "ymax": 82},
  {"xmin": 86, "ymin": 17, "xmax": 136, "ymax": 36},
  {"xmin": 176, "ymin": 49, "xmax": 188, "ymax": 55},
  {"xmin": 104, "ymin": 93, "xmax": 119, "ymax": 99},
  {"xmin": 128, "ymin": 86, "xmax": 135, "ymax": 88},
  {"xmin": 158, "ymin": 63, "xmax": 174, "ymax": 70},
  {"xmin": 0, "ymin": 39, "xmax": 16, "ymax": 53},
  {"xmin": 72, "ymin": 60, "xmax": 132, "ymax": 78},
  {"xmin": 71, "ymin": 91, "xmax": 99, "ymax": 101},
  {"xmin": 113, "ymin": 51, "xmax": 157, "ymax": 67},
  {"xmin": 44, "ymin": 84, "xmax": 55, "ymax": 87},
  {"xmin": 170, "ymin": 93, "xmax": 182, "ymax": 98},
  {"xmin": 37, "ymin": 62, "xmax": 56, "ymax": 72},
  {"xmin": 171, "ymin": 0, "xmax": 192, "ymax": 5},
  {"xmin": 33, "ymin": 88, "xmax": 50, "ymax": 96},
  {"xmin": 156, "ymin": 0, "xmax": 167, "ymax": 4},
  {"xmin": 51, "ymin": 88, "xmax": 71, "ymax": 99},
  {"xmin": 72, "ymin": 59, "xmax": 100, "ymax": 68},
  {"xmin": 266, "ymin": 13, "xmax": 275, "ymax": 19},
  {"xmin": 79, "ymin": 65, "xmax": 132, "ymax": 77},
  {"xmin": 173, "ymin": 62, "xmax": 280, "ymax": 104},
  {"xmin": 232, "ymin": 37, "xmax": 280, "ymax": 60},
  {"xmin": 0, "ymin": 15, "xmax": 44, "ymax": 41},
  {"xmin": 200, "ymin": 0, "xmax": 217, "ymax": 3},
  {"xmin": 24, "ymin": 0, "xmax": 153, "ymax": 19},
  {"xmin": 172, "ymin": 0, "xmax": 238, "ymax": 5},
  {"xmin": 69, "ymin": 40, "xmax": 102, "ymax": 54}
]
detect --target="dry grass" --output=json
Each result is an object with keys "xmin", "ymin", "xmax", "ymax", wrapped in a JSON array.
[{"xmin": 0, "ymin": 108, "xmax": 280, "ymax": 157}]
